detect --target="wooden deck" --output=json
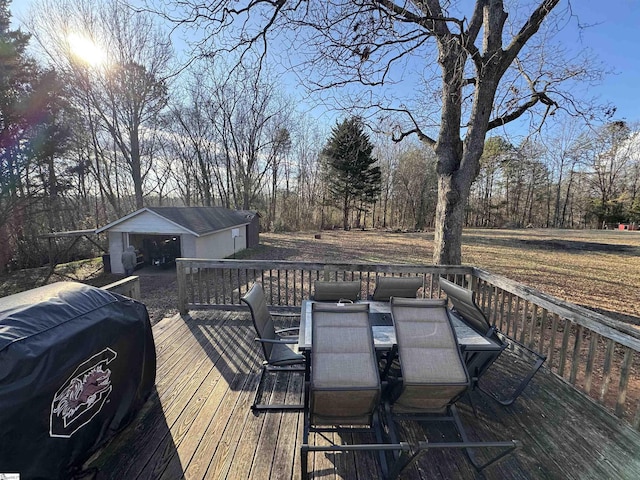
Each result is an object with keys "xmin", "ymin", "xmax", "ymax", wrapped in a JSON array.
[{"xmin": 84, "ymin": 310, "xmax": 640, "ymax": 480}]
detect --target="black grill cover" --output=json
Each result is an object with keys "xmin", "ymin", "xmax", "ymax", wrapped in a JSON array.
[{"xmin": 0, "ymin": 282, "xmax": 156, "ymax": 479}]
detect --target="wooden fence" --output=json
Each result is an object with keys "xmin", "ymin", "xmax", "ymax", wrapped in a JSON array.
[{"xmin": 176, "ymin": 259, "xmax": 640, "ymax": 430}]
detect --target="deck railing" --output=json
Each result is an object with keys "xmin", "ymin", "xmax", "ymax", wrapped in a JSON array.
[
  {"xmin": 469, "ymin": 267, "xmax": 640, "ymax": 430},
  {"xmin": 102, "ymin": 276, "xmax": 141, "ymax": 300},
  {"xmin": 176, "ymin": 258, "xmax": 640, "ymax": 430},
  {"xmin": 176, "ymin": 258, "xmax": 471, "ymax": 313}
]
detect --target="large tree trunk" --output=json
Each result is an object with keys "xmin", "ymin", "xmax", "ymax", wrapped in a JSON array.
[
  {"xmin": 431, "ymin": 34, "xmax": 466, "ymax": 265},
  {"xmin": 433, "ymin": 174, "xmax": 466, "ymax": 265}
]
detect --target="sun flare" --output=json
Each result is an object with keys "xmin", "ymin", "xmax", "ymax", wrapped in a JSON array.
[{"xmin": 67, "ymin": 32, "xmax": 106, "ymax": 68}]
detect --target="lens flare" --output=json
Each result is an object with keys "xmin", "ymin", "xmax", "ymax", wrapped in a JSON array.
[{"xmin": 67, "ymin": 32, "xmax": 106, "ymax": 67}]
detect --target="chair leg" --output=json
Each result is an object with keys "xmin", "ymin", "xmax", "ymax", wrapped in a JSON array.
[
  {"xmin": 251, "ymin": 365, "xmax": 268, "ymax": 410},
  {"xmin": 252, "ymin": 365, "xmax": 306, "ymax": 411},
  {"xmin": 373, "ymin": 411, "xmax": 389, "ymax": 478},
  {"xmin": 380, "ymin": 403, "xmax": 420, "ymax": 480},
  {"xmin": 300, "ymin": 445, "xmax": 309, "ymax": 480},
  {"xmin": 478, "ymin": 355, "xmax": 545, "ymax": 406},
  {"xmin": 301, "ymin": 384, "xmax": 310, "ymax": 480},
  {"xmin": 450, "ymin": 405, "xmax": 518, "ymax": 471}
]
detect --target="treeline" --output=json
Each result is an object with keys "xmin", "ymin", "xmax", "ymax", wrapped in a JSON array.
[
  {"xmin": 470, "ymin": 123, "xmax": 640, "ymax": 229},
  {"xmin": 1, "ymin": 0, "xmax": 639, "ymax": 272}
]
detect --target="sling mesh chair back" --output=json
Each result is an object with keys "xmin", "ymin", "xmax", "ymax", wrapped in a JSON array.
[
  {"xmin": 371, "ymin": 276, "xmax": 423, "ymax": 302},
  {"xmin": 390, "ymin": 298, "xmax": 469, "ymax": 413},
  {"xmin": 301, "ymin": 303, "xmax": 408, "ymax": 479},
  {"xmin": 241, "ymin": 282, "xmax": 305, "ymax": 410},
  {"xmin": 439, "ymin": 277, "xmax": 546, "ymax": 406},
  {"xmin": 386, "ymin": 297, "xmax": 518, "ymax": 475},
  {"xmin": 312, "ymin": 280, "xmax": 361, "ymax": 302}
]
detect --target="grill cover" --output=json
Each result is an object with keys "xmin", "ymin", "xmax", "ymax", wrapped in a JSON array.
[{"xmin": 0, "ymin": 282, "xmax": 156, "ymax": 479}]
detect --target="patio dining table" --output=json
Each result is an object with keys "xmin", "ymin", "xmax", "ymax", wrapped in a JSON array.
[
  {"xmin": 298, "ymin": 300, "xmax": 503, "ymax": 379},
  {"xmin": 298, "ymin": 299, "xmax": 500, "ymax": 351}
]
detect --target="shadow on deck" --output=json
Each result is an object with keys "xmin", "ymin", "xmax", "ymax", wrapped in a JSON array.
[{"xmin": 83, "ymin": 310, "xmax": 640, "ymax": 479}]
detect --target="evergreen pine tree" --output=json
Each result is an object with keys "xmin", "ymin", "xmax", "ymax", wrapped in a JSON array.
[
  {"xmin": 322, "ymin": 117, "xmax": 381, "ymax": 230},
  {"xmin": 1, "ymin": 0, "xmax": 36, "ymax": 215}
]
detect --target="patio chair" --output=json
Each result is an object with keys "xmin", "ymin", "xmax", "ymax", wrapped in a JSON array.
[
  {"xmin": 439, "ymin": 277, "xmax": 546, "ymax": 406},
  {"xmin": 384, "ymin": 297, "xmax": 518, "ymax": 476},
  {"xmin": 371, "ymin": 276, "xmax": 423, "ymax": 302},
  {"xmin": 312, "ymin": 280, "xmax": 361, "ymax": 302},
  {"xmin": 301, "ymin": 302, "xmax": 409, "ymax": 479},
  {"xmin": 241, "ymin": 282, "xmax": 305, "ymax": 411}
]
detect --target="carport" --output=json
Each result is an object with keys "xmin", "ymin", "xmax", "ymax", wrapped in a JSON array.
[{"xmin": 96, "ymin": 207, "xmax": 259, "ymax": 274}]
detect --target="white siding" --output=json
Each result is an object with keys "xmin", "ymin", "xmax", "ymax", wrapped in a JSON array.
[
  {"xmin": 195, "ymin": 228, "xmax": 246, "ymax": 259},
  {"xmin": 181, "ymin": 234, "xmax": 197, "ymax": 257},
  {"xmin": 107, "ymin": 210, "xmax": 190, "ymax": 235},
  {"xmin": 108, "ymin": 231, "xmax": 125, "ymax": 274}
]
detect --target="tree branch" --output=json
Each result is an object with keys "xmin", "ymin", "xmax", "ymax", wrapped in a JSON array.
[
  {"xmin": 500, "ymin": 0, "xmax": 561, "ymax": 74},
  {"xmin": 487, "ymin": 90, "xmax": 558, "ymax": 130},
  {"xmin": 382, "ymin": 107, "xmax": 436, "ymax": 146}
]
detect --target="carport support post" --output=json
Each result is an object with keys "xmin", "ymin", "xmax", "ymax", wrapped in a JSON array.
[{"xmin": 177, "ymin": 260, "xmax": 188, "ymax": 315}]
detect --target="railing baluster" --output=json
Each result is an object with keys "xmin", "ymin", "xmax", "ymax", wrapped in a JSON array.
[
  {"xmin": 203, "ymin": 268, "xmax": 210, "ymax": 304},
  {"xmin": 569, "ymin": 324, "xmax": 583, "ymax": 386},
  {"xmin": 633, "ymin": 398, "xmax": 640, "ymax": 430},
  {"xmin": 615, "ymin": 348, "xmax": 634, "ymax": 417},
  {"xmin": 548, "ymin": 313, "xmax": 559, "ymax": 370},
  {"xmin": 504, "ymin": 292, "xmax": 513, "ymax": 334},
  {"xmin": 538, "ymin": 309, "xmax": 547, "ymax": 354},
  {"xmin": 584, "ymin": 332, "xmax": 599, "ymax": 394},
  {"xmin": 558, "ymin": 318, "xmax": 572, "ymax": 378},
  {"xmin": 285, "ymin": 270, "xmax": 289, "ymax": 305},
  {"xmin": 487, "ymin": 283, "xmax": 494, "ymax": 324},
  {"xmin": 519, "ymin": 301, "xmax": 529, "ymax": 345},
  {"xmin": 511, "ymin": 296, "xmax": 520, "ymax": 341},
  {"xmin": 497, "ymin": 287, "xmax": 504, "ymax": 326},
  {"xmin": 269, "ymin": 269, "xmax": 274, "ymax": 305},
  {"xmin": 600, "ymin": 339, "xmax": 615, "ymax": 405},
  {"xmin": 189, "ymin": 265, "xmax": 196, "ymax": 306},
  {"xmin": 528, "ymin": 304, "xmax": 538, "ymax": 350},
  {"xmin": 222, "ymin": 269, "xmax": 228, "ymax": 304}
]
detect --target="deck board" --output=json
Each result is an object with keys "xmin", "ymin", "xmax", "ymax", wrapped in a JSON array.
[{"xmin": 84, "ymin": 310, "xmax": 640, "ymax": 480}]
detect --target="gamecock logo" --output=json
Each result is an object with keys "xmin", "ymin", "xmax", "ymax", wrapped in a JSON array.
[{"xmin": 50, "ymin": 347, "xmax": 117, "ymax": 438}]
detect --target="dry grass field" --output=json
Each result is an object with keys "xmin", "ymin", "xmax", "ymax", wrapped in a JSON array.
[{"xmin": 254, "ymin": 228, "xmax": 640, "ymax": 325}]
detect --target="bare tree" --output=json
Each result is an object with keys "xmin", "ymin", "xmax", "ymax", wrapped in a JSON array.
[
  {"xmin": 28, "ymin": 0, "xmax": 173, "ymax": 212},
  {"xmin": 538, "ymin": 117, "xmax": 588, "ymax": 227},
  {"xmin": 586, "ymin": 121, "xmax": 635, "ymax": 226},
  {"xmin": 158, "ymin": 0, "xmax": 605, "ymax": 263},
  {"xmin": 205, "ymin": 63, "xmax": 294, "ymax": 210},
  {"xmin": 388, "ymin": 145, "xmax": 437, "ymax": 230},
  {"xmin": 167, "ymin": 73, "xmax": 220, "ymax": 207}
]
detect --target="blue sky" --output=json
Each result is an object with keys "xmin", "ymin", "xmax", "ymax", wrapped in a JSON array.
[
  {"xmin": 10, "ymin": 0, "xmax": 640, "ymax": 125},
  {"xmin": 561, "ymin": 0, "xmax": 640, "ymax": 123}
]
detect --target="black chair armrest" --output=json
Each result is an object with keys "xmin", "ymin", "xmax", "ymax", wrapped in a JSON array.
[
  {"xmin": 255, "ymin": 337, "xmax": 298, "ymax": 345},
  {"xmin": 271, "ymin": 311, "xmax": 300, "ymax": 318},
  {"xmin": 275, "ymin": 327, "xmax": 300, "ymax": 335}
]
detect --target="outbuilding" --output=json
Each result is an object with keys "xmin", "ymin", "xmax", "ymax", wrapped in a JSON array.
[{"xmin": 96, "ymin": 207, "xmax": 259, "ymax": 274}]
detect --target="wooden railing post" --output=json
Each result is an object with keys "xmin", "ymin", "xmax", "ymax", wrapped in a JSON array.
[{"xmin": 177, "ymin": 260, "xmax": 188, "ymax": 315}]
